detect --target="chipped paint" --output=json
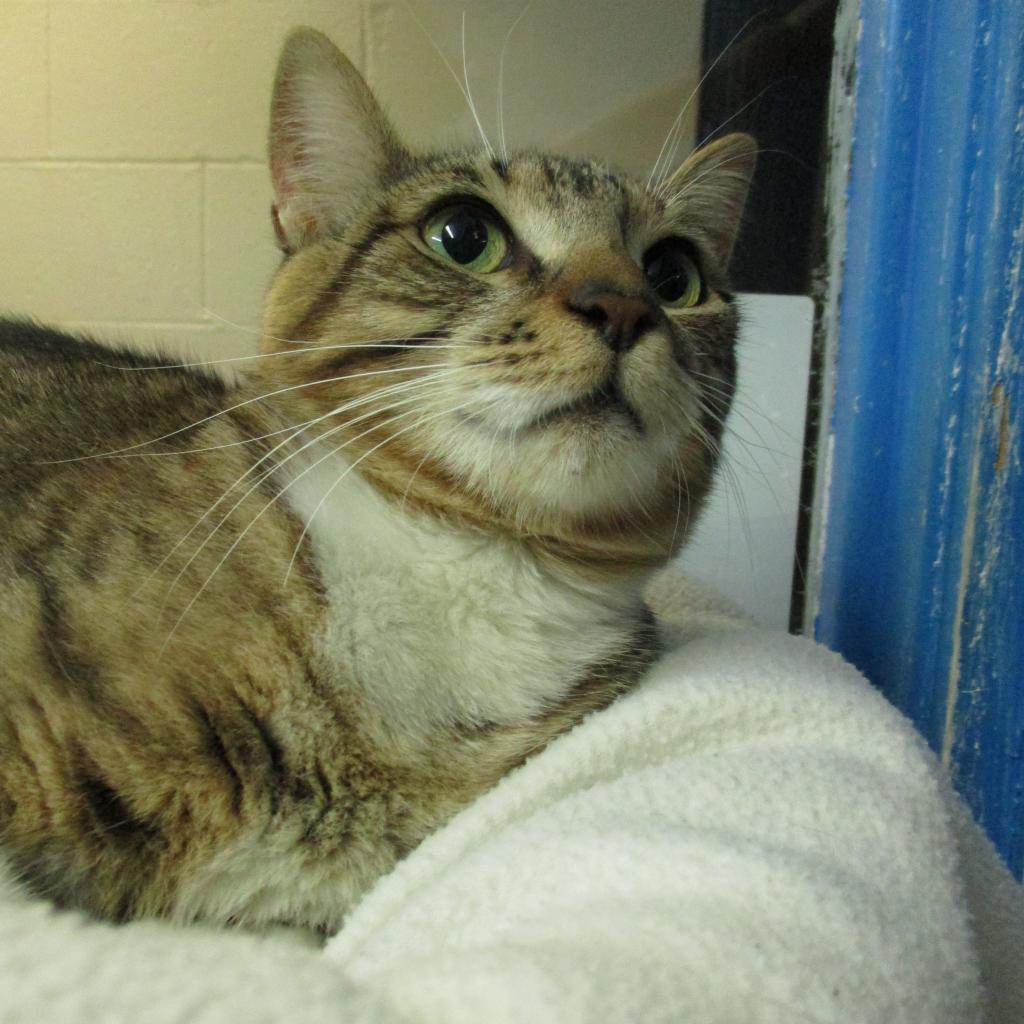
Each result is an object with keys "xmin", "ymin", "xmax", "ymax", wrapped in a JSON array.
[
  {"xmin": 813, "ymin": 0, "xmax": 1024, "ymax": 875},
  {"xmin": 942, "ymin": 436, "xmax": 980, "ymax": 770},
  {"xmin": 993, "ymin": 383, "xmax": 1010, "ymax": 474},
  {"xmin": 802, "ymin": 0, "xmax": 859, "ymax": 634}
]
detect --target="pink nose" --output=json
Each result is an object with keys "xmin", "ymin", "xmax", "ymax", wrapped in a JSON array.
[{"xmin": 567, "ymin": 284, "xmax": 658, "ymax": 353}]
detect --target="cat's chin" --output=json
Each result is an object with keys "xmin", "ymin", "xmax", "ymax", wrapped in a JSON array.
[
  {"xmin": 441, "ymin": 412, "xmax": 683, "ymax": 521},
  {"xmin": 457, "ymin": 399, "xmax": 645, "ymax": 446},
  {"xmin": 438, "ymin": 378, "xmax": 695, "ymax": 516},
  {"xmin": 458, "ymin": 378, "xmax": 646, "ymax": 437}
]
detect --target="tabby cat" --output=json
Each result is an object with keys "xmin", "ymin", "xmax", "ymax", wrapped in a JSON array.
[{"xmin": 0, "ymin": 28, "xmax": 755, "ymax": 931}]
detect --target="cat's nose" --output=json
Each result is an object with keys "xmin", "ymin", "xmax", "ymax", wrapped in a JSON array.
[{"xmin": 566, "ymin": 284, "xmax": 658, "ymax": 353}]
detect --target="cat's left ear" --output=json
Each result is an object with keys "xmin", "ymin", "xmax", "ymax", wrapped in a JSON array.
[
  {"xmin": 661, "ymin": 133, "xmax": 757, "ymax": 269},
  {"xmin": 269, "ymin": 27, "xmax": 407, "ymax": 252}
]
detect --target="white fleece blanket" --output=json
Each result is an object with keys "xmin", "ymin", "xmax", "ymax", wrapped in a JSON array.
[{"xmin": 2, "ymin": 578, "xmax": 1022, "ymax": 1024}]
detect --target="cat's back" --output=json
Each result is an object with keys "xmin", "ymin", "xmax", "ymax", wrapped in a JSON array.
[{"xmin": 0, "ymin": 319, "xmax": 229, "ymax": 476}]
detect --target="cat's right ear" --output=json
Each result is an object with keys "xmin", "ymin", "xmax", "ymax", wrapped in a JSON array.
[{"xmin": 269, "ymin": 28, "xmax": 406, "ymax": 253}]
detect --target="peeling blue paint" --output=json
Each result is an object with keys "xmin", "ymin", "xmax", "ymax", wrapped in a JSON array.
[{"xmin": 816, "ymin": 0, "xmax": 1024, "ymax": 877}]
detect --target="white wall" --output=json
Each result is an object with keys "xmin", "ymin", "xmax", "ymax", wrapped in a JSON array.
[{"xmin": 0, "ymin": 0, "xmax": 704, "ymax": 359}]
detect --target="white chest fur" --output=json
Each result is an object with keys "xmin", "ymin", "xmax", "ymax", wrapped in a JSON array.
[{"xmin": 280, "ymin": 444, "xmax": 644, "ymax": 740}]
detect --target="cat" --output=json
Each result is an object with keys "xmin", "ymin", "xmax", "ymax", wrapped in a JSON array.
[{"xmin": 0, "ymin": 27, "xmax": 754, "ymax": 931}]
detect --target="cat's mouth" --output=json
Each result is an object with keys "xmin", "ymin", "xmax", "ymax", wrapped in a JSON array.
[{"xmin": 528, "ymin": 379, "xmax": 645, "ymax": 434}]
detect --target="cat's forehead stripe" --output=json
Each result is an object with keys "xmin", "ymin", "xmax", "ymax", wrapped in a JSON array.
[
  {"xmin": 505, "ymin": 156, "xmax": 645, "ymax": 265},
  {"xmin": 536, "ymin": 155, "xmax": 626, "ymax": 200},
  {"xmin": 406, "ymin": 156, "xmax": 487, "ymax": 191},
  {"xmin": 409, "ymin": 150, "xmax": 638, "ymax": 207}
]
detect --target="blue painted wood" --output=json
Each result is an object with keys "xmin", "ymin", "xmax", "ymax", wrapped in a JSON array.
[{"xmin": 815, "ymin": 0, "xmax": 1024, "ymax": 877}]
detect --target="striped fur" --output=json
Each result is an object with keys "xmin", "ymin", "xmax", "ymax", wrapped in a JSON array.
[{"xmin": 0, "ymin": 28, "xmax": 754, "ymax": 930}]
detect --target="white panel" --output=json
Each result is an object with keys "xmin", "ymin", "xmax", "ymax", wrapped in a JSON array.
[{"xmin": 678, "ymin": 294, "xmax": 814, "ymax": 630}]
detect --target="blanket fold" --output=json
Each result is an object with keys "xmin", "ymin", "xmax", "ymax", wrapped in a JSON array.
[{"xmin": 2, "ymin": 576, "xmax": 1021, "ymax": 1023}]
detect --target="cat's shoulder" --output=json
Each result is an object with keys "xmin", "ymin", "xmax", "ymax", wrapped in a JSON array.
[
  {"xmin": 0, "ymin": 319, "xmax": 229, "ymax": 421},
  {"xmin": 0, "ymin": 318, "xmax": 130, "ymax": 364},
  {"xmin": 0, "ymin": 318, "xmax": 223, "ymax": 393},
  {"xmin": 0, "ymin": 318, "xmax": 232, "ymax": 465}
]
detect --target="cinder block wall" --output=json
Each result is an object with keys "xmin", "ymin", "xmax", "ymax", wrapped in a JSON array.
[{"xmin": 1, "ymin": 0, "xmax": 702, "ymax": 362}]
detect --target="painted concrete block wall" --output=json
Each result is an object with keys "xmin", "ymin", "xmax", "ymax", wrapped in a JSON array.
[{"xmin": 0, "ymin": 0, "xmax": 703, "ymax": 362}]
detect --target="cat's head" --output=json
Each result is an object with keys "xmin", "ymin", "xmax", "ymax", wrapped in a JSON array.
[{"xmin": 256, "ymin": 28, "xmax": 755, "ymax": 569}]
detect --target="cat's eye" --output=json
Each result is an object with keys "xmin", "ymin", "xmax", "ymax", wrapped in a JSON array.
[
  {"xmin": 423, "ymin": 204, "xmax": 509, "ymax": 274},
  {"xmin": 642, "ymin": 238, "xmax": 704, "ymax": 307}
]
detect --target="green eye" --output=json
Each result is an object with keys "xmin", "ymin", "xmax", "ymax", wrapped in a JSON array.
[
  {"xmin": 642, "ymin": 238, "xmax": 704, "ymax": 307},
  {"xmin": 423, "ymin": 204, "xmax": 509, "ymax": 273}
]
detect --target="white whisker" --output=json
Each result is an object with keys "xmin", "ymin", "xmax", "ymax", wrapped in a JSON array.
[
  {"xmin": 162, "ymin": 383, "xmax": 472, "ymax": 650},
  {"xmin": 135, "ymin": 369, "xmax": 465, "ymax": 602},
  {"xmin": 698, "ymin": 396, "xmax": 785, "ymax": 515},
  {"xmin": 669, "ymin": 457, "xmax": 688, "ymax": 551},
  {"xmin": 98, "ymin": 340, "xmax": 471, "ymax": 372},
  {"xmin": 403, "ymin": 1, "xmax": 495, "ymax": 158},
  {"xmin": 283, "ymin": 391, "xmax": 485, "ymax": 583},
  {"xmin": 647, "ymin": 11, "xmax": 762, "ymax": 194},
  {"xmin": 496, "ymin": 3, "xmax": 532, "ymax": 164},
  {"xmin": 689, "ymin": 409, "xmax": 757, "ymax": 572},
  {"xmin": 660, "ymin": 150, "xmax": 766, "ymax": 210},
  {"xmin": 691, "ymin": 82, "xmax": 775, "ymax": 153},
  {"xmin": 461, "ymin": 11, "xmax": 497, "ymax": 160},
  {"xmin": 40, "ymin": 362, "xmax": 456, "ymax": 464},
  {"xmin": 199, "ymin": 307, "xmax": 294, "ymax": 341}
]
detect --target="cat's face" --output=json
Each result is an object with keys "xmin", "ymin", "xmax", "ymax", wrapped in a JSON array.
[{"xmin": 256, "ymin": 29, "xmax": 755, "ymax": 564}]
